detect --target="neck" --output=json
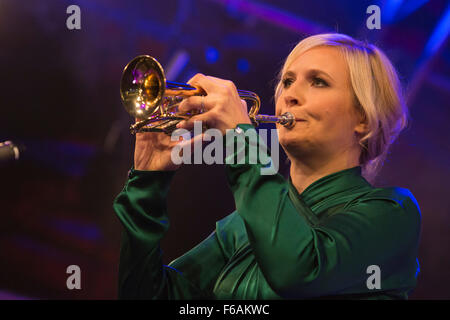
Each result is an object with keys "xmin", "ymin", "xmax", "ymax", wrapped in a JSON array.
[{"xmin": 289, "ymin": 153, "xmax": 360, "ymax": 195}]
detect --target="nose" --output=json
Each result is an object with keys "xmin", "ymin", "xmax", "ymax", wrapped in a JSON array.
[{"xmin": 284, "ymin": 95, "xmax": 299, "ymax": 108}]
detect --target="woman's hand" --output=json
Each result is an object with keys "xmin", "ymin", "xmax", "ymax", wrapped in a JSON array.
[
  {"xmin": 176, "ymin": 74, "xmax": 252, "ymax": 135},
  {"xmin": 134, "ymin": 125, "xmax": 181, "ymax": 171}
]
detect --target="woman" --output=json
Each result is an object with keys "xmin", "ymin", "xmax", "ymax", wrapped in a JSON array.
[{"xmin": 113, "ymin": 33, "xmax": 421, "ymax": 299}]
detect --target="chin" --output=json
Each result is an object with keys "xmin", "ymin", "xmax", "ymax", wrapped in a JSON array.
[
  {"xmin": 278, "ymin": 124, "xmax": 302, "ymax": 142},
  {"xmin": 279, "ymin": 131, "xmax": 302, "ymax": 155},
  {"xmin": 278, "ymin": 128, "xmax": 315, "ymax": 159}
]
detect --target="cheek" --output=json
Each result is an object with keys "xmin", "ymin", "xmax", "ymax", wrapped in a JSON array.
[
  {"xmin": 307, "ymin": 104, "xmax": 348, "ymax": 142},
  {"xmin": 275, "ymin": 99, "xmax": 282, "ymax": 116},
  {"xmin": 318, "ymin": 106, "xmax": 335, "ymax": 124},
  {"xmin": 308, "ymin": 88, "xmax": 349, "ymax": 120},
  {"xmin": 320, "ymin": 108, "xmax": 356, "ymax": 142}
]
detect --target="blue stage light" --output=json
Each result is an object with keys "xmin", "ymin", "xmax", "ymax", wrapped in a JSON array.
[
  {"xmin": 237, "ymin": 58, "xmax": 250, "ymax": 73},
  {"xmin": 424, "ymin": 4, "xmax": 450, "ymax": 57},
  {"xmin": 382, "ymin": 0, "xmax": 429, "ymax": 23},
  {"xmin": 205, "ymin": 47, "xmax": 220, "ymax": 64}
]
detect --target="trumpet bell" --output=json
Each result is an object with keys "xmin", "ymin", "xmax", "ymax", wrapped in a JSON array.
[{"xmin": 120, "ymin": 55, "xmax": 166, "ymax": 120}]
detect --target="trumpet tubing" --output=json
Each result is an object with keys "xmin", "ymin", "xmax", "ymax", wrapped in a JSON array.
[{"xmin": 120, "ymin": 55, "xmax": 295, "ymax": 134}]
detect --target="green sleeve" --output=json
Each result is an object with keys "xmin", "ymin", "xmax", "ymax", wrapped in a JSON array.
[
  {"xmin": 225, "ymin": 124, "xmax": 421, "ymax": 298},
  {"xmin": 113, "ymin": 168, "xmax": 226, "ymax": 299}
]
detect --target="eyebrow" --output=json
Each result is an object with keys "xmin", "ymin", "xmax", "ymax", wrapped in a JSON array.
[
  {"xmin": 308, "ymin": 69, "xmax": 335, "ymax": 82},
  {"xmin": 283, "ymin": 69, "xmax": 335, "ymax": 82}
]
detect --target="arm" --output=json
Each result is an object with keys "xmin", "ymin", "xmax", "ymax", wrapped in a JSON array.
[
  {"xmin": 225, "ymin": 125, "xmax": 421, "ymax": 298},
  {"xmin": 114, "ymin": 168, "xmax": 227, "ymax": 299},
  {"xmin": 114, "ymin": 80, "xmax": 247, "ymax": 300}
]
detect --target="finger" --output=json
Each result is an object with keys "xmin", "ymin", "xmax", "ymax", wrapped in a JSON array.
[
  {"xmin": 202, "ymin": 76, "xmax": 239, "ymax": 96},
  {"xmin": 204, "ymin": 75, "xmax": 235, "ymax": 86},
  {"xmin": 187, "ymin": 73, "xmax": 219, "ymax": 94},
  {"xmin": 178, "ymin": 95, "xmax": 208, "ymax": 113},
  {"xmin": 176, "ymin": 132, "xmax": 209, "ymax": 150},
  {"xmin": 176, "ymin": 112, "xmax": 211, "ymax": 132}
]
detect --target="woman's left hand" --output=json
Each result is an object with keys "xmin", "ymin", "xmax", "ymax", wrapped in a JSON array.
[{"xmin": 176, "ymin": 74, "xmax": 252, "ymax": 135}]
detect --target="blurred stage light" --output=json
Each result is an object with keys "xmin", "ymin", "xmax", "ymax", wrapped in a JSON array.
[
  {"xmin": 382, "ymin": 0, "xmax": 429, "ymax": 23},
  {"xmin": 237, "ymin": 58, "xmax": 250, "ymax": 73},
  {"xmin": 205, "ymin": 47, "xmax": 220, "ymax": 64},
  {"xmin": 166, "ymin": 50, "xmax": 190, "ymax": 81},
  {"xmin": 423, "ymin": 4, "xmax": 450, "ymax": 57}
]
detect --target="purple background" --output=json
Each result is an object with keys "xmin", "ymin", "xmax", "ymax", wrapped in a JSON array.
[{"xmin": 0, "ymin": 0, "xmax": 449, "ymax": 299}]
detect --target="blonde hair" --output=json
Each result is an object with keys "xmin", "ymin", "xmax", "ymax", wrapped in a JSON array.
[{"xmin": 275, "ymin": 33, "xmax": 409, "ymax": 184}]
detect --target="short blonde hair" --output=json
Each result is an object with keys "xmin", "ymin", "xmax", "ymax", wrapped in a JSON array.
[{"xmin": 275, "ymin": 33, "xmax": 409, "ymax": 183}]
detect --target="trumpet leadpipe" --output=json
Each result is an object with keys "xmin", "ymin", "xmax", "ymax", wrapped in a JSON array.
[{"xmin": 253, "ymin": 112, "xmax": 295, "ymax": 128}]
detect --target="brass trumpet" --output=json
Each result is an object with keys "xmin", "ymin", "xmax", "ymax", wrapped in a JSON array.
[{"xmin": 120, "ymin": 55, "xmax": 295, "ymax": 134}]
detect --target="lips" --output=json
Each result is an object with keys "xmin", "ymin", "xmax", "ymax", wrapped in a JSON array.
[{"xmin": 276, "ymin": 111, "xmax": 306, "ymax": 122}]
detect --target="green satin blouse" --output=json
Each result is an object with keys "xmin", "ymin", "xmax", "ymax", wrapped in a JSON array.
[{"xmin": 113, "ymin": 124, "xmax": 421, "ymax": 300}]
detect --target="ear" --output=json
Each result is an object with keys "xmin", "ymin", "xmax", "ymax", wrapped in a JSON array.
[
  {"xmin": 354, "ymin": 122, "xmax": 369, "ymax": 135},
  {"xmin": 354, "ymin": 113, "xmax": 369, "ymax": 136}
]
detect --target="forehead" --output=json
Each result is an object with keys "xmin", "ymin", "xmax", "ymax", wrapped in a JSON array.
[{"xmin": 286, "ymin": 46, "xmax": 349, "ymax": 81}]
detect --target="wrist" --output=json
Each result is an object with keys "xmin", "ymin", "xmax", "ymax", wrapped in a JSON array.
[
  {"xmin": 134, "ymin": 162, "xmax": 180, "ymax": 171},
  {"xmin": 134, "ymin": 155, "xmax": 181, "ymax": 171}
]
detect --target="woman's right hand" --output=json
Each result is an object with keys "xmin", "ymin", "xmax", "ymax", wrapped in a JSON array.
[{"xmin": 134, "ymin": 128, "xmax": 182, "ymax": 171}]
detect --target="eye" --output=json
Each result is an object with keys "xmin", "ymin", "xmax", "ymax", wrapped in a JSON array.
[
  {"xmin": 311, "ymin": 77, "xmax": 329, "ymax": 87},
  {"xmin": 282, "ymin": 77, "xmax": 294, "ymax": 88}
]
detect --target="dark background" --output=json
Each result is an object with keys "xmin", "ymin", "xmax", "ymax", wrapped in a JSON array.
[{"xmin": 0, "ymin": 0, "xmax": 449, "ymax": 299}]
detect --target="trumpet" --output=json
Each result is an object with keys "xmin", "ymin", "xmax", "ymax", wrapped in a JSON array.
[{"xmin": 120, "ymin": 55, "xmax": 295, "ymax": 134}]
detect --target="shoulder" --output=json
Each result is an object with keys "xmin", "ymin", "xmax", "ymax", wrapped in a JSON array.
[
  {"xmin": 360, "ymin": 187, "xmax": 420, "ymax": 213},
  {"xmin": 346, "ymin": 186, "xmax": 422, "ymax": 228}
]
